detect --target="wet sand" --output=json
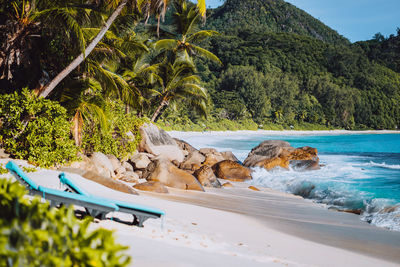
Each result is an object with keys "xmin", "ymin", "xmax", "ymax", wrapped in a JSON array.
[{"xmin": 144, "ymin": 182, "xmax": 400, "ymax": 263}]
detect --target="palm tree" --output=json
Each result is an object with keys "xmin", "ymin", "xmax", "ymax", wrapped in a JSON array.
[
  {"xmin": 38, "ymin": 0, "xmax": 208, "ymax": 98},
  {"xmin": 153, "ymin": 0, "xmax": 221, "ymax": 65},
  {"xmin": 122, "ymin": 55, "xmax": 161, "ymax": 115},
  {"xmin": 0, "ymin": 0, "xmax": 89, "ymax": 92},
  {"xmin": 150, "ymin": 58, "xmax": 207, "ymax": 122},
  {"xmin": 59, "ymin": 79, "xmax": 107, "ymax": 146}
]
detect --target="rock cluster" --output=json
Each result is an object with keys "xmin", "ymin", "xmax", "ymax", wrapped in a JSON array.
[
  {"xmin": 64, "ymin": 125, "xmax": 320, "ymax": 195},
  {"xmin": 65, "ymin": 123, "xmax": 252, "ymax": 194}
]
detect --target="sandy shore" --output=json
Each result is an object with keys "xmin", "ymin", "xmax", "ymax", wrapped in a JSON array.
[{"xmin": 2, "ymin": 161, "xmax": 399, "ymax": 267}]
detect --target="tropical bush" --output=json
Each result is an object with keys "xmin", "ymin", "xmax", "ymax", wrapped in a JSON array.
[
  {"xmin": 0, "ymin": 89, "xmax": 78, "ymax": 167},
  {"xmin": 81, "ymin": 101, "xmax": 147, "ymax": 159},
  {"xmin": 0, "ymin": 178, "xmax": 131, "ymax": 266}
]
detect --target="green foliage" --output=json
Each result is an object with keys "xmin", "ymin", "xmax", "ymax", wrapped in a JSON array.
[
  {"xmin": 82, "ymin": 100, "xmax": 147, "ymax": 159},
  {"xmin": 206, "ymin": 0, "xmax": 349, "ymax": 44},
  {"xmin": 0, "ymin": 178, "xmax": 131, "ymax": 266},
  {"xmin": 0, "ymin": 89, "xmax": 78, "ymax": 167},
  {"xmin": 217, "ymin": 66, "xmax": 270, "ymax": 122},
  {"xmin": 22, "ymin": 166, "xmax": 37, "ymax": 173},
  {"xmin": 0, "ymin": 164, "xmax": 7, "ymax": 175},
  {"xmin": 200, "ymin": 28, "xmax": 400, "ymax": 130},
  {"xmin": 357, "ymin": 29, "xmax": 400, "ymax": 73},
  {"xmin": 157, "ymin": 116, "xmax": 334, "ymax": 131}
]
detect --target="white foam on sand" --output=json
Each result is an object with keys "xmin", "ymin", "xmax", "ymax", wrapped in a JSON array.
[{"xmin": 1, "ymin": 162, "xmax": 398, "ymax": 267}]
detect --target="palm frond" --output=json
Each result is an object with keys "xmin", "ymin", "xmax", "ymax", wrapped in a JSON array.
[
  {"xmin": 187, "ymin": 30, "xmax": 219, "ymax": 44},
  {"xmin": 33, "ymin": 8, "xmax": 86, "ymax": 53},
  {"xmin": 191, "ymin": 44, "xmax": 223, "ymax": 65},
  {"xmin": 154, "ymin": 39, "xmax": 178, "ymax": 52}
]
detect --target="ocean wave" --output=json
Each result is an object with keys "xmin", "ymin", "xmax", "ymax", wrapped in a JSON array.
[
  {"xmin": 361, "ymin": 199, "xmax": 400, "ymax": 231},
  {"xmin": 249, "ymin": 166, "xmax": 400, "ymax": 231},
  {"xmin": 365, "ymin": 161, "xmax": 400, "ymax": 170}
]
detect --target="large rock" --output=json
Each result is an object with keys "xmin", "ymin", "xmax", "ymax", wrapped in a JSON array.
[
  {"xmin": 175, "ymin": 138, "xmax": 206, "ymax": 170},
  {"xmin": 122, "ymin": 161, "xmax": 134, "ymax": 172},
  {"xmin": 220, "ymin": 151, "xmax": 239, "ymax": 162},
  {"xmin": 133, "ymin": 181, "xmax": 169, "ymax": 193},
  {"xmin": 107, "ymin": 154, "xmax": 121, "ymax": 172},
  {"xmin": 180, "ymin": 150, "xmax": 206, "ymax": 170},
  {"xmin": 199, "ymin": 148, "xmax": 232, "ymax": 166},
  {"xmin": 212, "ymin": 160, "xmax": 252, "ymax": 182},
  {"xmin": 290, "ymin": 159, "xmax": 320, "ymax": 171},
  {"xmin": 203, "ymin": 154, "xmax": 225, "ymax": 166},
  {"xmin": 199, "ymin": 148, "xmax": 218, "ymax": 155},
  {"xmin": 90, "ymin": 152, "xmax": 114, "ymax": 178},
  {"xmin": 70, "ymin": 153, "xmax": 113, "ymax": 178},
  {"xmin": 0, "ymin": 148, "xmax": 9, "ymax": 159},
  {"xmin": 138, "ymin": 123, "xmax": 184, "ymax": 162},
  {"xmin": 131, "ymin": 153, "xmax": 151, "ymax": 169},
  {"xmin": 193, "ymin": 165, "xmax": 221, "ymax": 188},
  {"xmin": 243, "ymin": 140, "xmax": 319, "ymax": 171},
  {"xmin": 118, "ymin": 171, "xmax": 139, "ymax": 183},
  {"xmin": 174, "ymin": 138, "xmax": 198, "ymax": 154},
  {"xmin": 145, "ymin": 157, "xmax": 204, "ymax": 191}
]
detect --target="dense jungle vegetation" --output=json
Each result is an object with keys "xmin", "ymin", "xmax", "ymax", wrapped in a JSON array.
[{"xmin": 179, "ymin": 0, "xmax": 400, "ymax": 130}]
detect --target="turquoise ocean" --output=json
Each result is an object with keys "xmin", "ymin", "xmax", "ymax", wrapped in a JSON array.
[{"xmin": 172, "ymin": 132, "xmax": 400, "ymax": 231}]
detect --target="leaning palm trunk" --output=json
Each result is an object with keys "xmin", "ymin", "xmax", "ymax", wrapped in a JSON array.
[
  {"xmin": 151, "ymin": 99, "xmax": 168, "ymax": 122},
  {"xmin": 38, "ymin": 0, "xmax": 128, "ymax": 98}
]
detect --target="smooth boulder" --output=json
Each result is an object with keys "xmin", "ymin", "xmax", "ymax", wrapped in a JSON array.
[
  {"xmin": 180, "ymin": 150, "xmax": 206, "ymax": 170},
  {"xmin": 220, "ymin": 151, "xmax": 239, "ymax": 162},
  {"xmin": 90, "ymin": 152, "xmax": 114, "ymax": 178},
  {"xmin": 145, "ymin": 157, "xmax": 204, "ymax": 191},
  {"xmin": 119, "ymin": 171, "xmax": 139, "ymax": 183},
  {"xmin": 138, "ymin": 123, "xmax": 184, "ymax": 162},
  {"xmin": 243, "ymin": 140, "xmax": 319, "ymax": 171},
  {"xmin": 131, "ymin": 153, "xmax": 151, "ymax": 169},
  {"xmin": 212, "ymin": 160, "xmax": 252, "ymax": 182},
  {"xmin": 193, "ymin": 165, "xmax": 221, "ymax": 188},
  {"xmin": 122, "ymin": 161, "xmax": 134, "ymax": 172},
  {"xmin": 107, "ymin": 154, "xmax": 121, "ymax": 172},
  {"xmin": 133, "ymin": 181, "xmax": 169, "ymax": 193}
]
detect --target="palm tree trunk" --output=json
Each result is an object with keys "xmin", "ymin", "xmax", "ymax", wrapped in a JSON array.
[
  {"xmin": 38, "ymin": 0, "xmax": 128, "ymax": 98},
  {"xmin": 151, "ymin": 99, "xmax": 168, "ymax": 122}
]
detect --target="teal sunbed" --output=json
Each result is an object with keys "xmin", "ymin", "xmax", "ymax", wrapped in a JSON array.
[
  {"xmin": 6, "ymin": 161, "xmax": 118, "ymax": 219},
  {"xmin": 59, "ymin": 173, "xmax": 165, "ymax": 227}
]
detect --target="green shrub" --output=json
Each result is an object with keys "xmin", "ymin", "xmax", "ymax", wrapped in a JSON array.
[
  {"xmin": 0, "ymin": 178, "xmax": 131, "ymax": 266},
  {"xmin": 0, "ymin": 164, "xmax": 7, "ymax": 175},
  {"xmin": 0, "ymin": 89, "xmax": 78, "ymax": 167},
  {"xmin": 81, "ymin": 101, "xmax": 146, "ymax": 159}
]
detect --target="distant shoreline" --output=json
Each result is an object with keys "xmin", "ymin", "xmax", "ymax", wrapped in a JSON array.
[{"xmin": 169, "ymin": 129, "xmax": 400, "ymax": 137}]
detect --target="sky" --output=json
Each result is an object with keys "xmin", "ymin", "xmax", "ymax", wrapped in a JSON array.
[{"xmin": 201, "ymin": 0, "xmax": 400, "ymax": 42}]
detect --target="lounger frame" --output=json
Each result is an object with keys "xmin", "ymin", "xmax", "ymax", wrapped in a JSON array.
[
  {"xmin": 59, "ymin": 173, "xmax": 164, "ymax": 227},
  {"xmin": 6, "ymin": 161, "xmax": 118, "ymax": 219}
]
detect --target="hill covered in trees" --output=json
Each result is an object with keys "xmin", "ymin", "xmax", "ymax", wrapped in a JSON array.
[
  {"xmin": 162, "ymin": 0, "xmax": 400, "ymax": 130},
  {"xmin": 206, "ymin": 0, "xmax": 349, "ymax": 45}
]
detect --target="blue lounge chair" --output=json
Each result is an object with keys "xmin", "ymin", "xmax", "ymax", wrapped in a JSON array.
[
  {"xmin": 6, "ymin": 161, "xmax": 119, "ymax": 219},
  {"xmin": 59, "ymin": 173, "xmax": 165, "ymax": 227}
]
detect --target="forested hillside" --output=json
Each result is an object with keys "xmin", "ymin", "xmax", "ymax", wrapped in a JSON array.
[
  {"xmin": 167, "ymin": 0, "xmax": 400, "ymax": 130},
  {"xmin": 206, "ymin": 0, "xmax": 349, "ymax": 45}
]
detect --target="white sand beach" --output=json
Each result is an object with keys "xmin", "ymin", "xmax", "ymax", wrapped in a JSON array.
[{"xmin": 2, "ymin": 158, "xmax": 399, "ymax": 267}]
